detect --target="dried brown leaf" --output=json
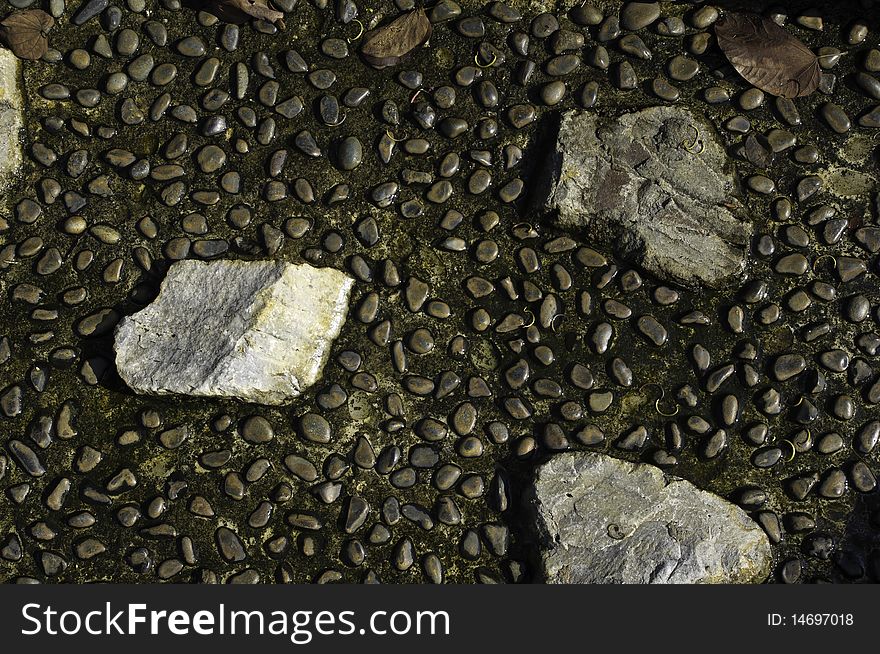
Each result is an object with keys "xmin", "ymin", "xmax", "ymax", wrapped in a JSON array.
[
  {"xmin": 361, "ymin": 8, "xmax": 433, "ymax": 69},
  {"xmin": 715, "ymin": 12, "xmax": 820, "ymax": 98},
  {"xmin": 0, "ymin": 9, "xmax": 54, "ymax": 61},
  {"xmin": 204, "ymin": 0, "xmax": 284, "ymax": 26}
]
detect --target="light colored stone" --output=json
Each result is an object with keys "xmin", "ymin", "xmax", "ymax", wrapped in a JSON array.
[
  {"xmin": 114, "ymin": 260, "xmax": 354, "ymax": 405},
  {"xmin": 527, "ymin": 452, "xmax": 772, "ymax": 584},
  {"xmin": 0, "ymin": 49, "xmax": 23, "ymax": 192},
  {"xmin": 819, "ymin": 165, "xmax": 876, "ymax": 198},
  {"xmin": 542, "ymin": 106, "xmax": 750, "ymax": 287}
]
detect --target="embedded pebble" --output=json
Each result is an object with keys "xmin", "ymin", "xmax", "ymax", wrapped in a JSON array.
[{"xmin": 621, "ymin": 2, "xmax": 660, "ymax": 31}]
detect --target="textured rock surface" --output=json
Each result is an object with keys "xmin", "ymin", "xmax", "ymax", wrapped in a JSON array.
[
  {"xmin": 542, "ymin": 106, "xmax": 749, "ymax": 287},
  {"xmin": 114, "ymin": 260, "xmax": 354, "ymax": 405},
  {"xmin": 0, "ymin": 49, "xmax": 23, "ymax": 192},
  {"xmin": 528, "ymin": 453, "xmax": 772, "ymax": 584}
]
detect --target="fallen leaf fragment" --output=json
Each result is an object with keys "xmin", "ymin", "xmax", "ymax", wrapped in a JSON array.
[
  {"xmin": 715, "ymin": 12, "xmax": 820, "ymax": 98},
  {"xmin": 361, "ymin": 8, "xmax": 432, "ymax": 69},
  {"xmin": 204, "ymin": 0, "xmax": 284, "ymax": 26},
  {"xmin": 0, "ymin": 9, "xmax": 54, "ymax": 61}
]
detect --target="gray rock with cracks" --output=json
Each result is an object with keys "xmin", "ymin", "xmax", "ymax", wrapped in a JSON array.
[
  {"xmin": 114, "ymin": 260, "xmax": 354, "ymax": 405},
  {"xmin": 527, "ymin": 452, "xmax": 772, "ymax": 584},
  {"xmin": 542, "ymin": 106, "xmax": 749, "ymax": 287},
  {"xmin": 0, "ymin": 50, "xmax": 23, "ymax": 193}
]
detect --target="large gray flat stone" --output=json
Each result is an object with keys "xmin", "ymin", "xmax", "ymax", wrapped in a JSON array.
[
  {"xmin": 114, "ymin": 260, "xmax": 354, "ymax": 405},
  {"xmin": 0, "ymin": 49, "xmax": 23, "ymax": 192},
  {"xmin": 542, "ymin": 106, "xmax": 750, "ymax": 288},
  {"xmin": 527, "ymin": 452, "xmax": 772, "ymax": 584}
]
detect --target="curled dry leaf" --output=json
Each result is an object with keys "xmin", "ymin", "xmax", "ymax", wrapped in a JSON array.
[
  {"xmin": 0, "ymin": 9, "xmax": 55, "ymax": 61},
  {"xmin": 361, "ymin": 8, "xmax": 433, "ymax": 69},
  {"xmin": 204, "ymin": 0, "xmax": 284, "ymax": 26},
  {"xmin": 715, "ymin": 12, "xmax": 820, "ymax": 98}
]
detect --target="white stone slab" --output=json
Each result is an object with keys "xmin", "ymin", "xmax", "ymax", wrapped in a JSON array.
[
  {"xmin": 114, "ymin": 260, "xmax": 354, "ymax": 405},
  {"xmin": 528, "ymin": 452, "xmax": 772, "ymax": 584},
  {"xmin": 0, "ymin": 49, "xmax": 23, "ymax": 192},
  {"xmin": 542, "ymin": 106, "xmax": 750, "ymax": 288}
]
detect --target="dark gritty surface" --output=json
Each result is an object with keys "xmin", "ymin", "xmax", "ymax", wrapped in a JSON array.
[{"xmin": 0, "ymin": 0, "xmax": 879, "ymax": 583}]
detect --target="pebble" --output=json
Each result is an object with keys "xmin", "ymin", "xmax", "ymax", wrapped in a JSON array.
[
  {"xmin": 336, "ymin": 136, "xmax": 363, "ymax": 171},
  {"xmin": 239, "ymin": 416, "xmax": 274, "ymax": 444},
  {"xmin": 569, "ymin": 4, "xmax": 602, "ymax": 26},
  {"xmin": 621, "ymin": 2, "xmax": 660, "ymax": 31},
  {"xmin": 614, "ymin": 61, "xmax": 638, "ymax": 90},
  {"xmin": 668, "ymin": 55, "xmax": 699, "ymax": 81},
  {"xmin": 773, "ymin": 354, "xmax": 806, "ymax": 381},
  {"xmin": 457, "ymin": 16, "xmax": 485, "ymax": 38},
  {"xmin": 545, "ymin": 54, "xmax": 580, "ymax": 76},
  {"xmin": 541, "ymin": 81, "xmax": 566, "ymax": 105},
  {"xmin": 73, "ymin": 0, "xmax": 108, "ymax": 25},
  {"xmin": 619, "ymin": 34, "xmax": 652, "ymax": 60},
  {"xmin": 821, "ymin": 103, "xmax": 851, "ymax": 133},
  {"xmin": 775, "ymin": 253, "xmax": 809, "ymax": 275},
  {"xmin": 299, "ymin": 413, "xmax": 331, "ymax": 443},
  {"xmin": 530, "ymin": 12, "xmax": 559, "ymax": 37},
  {"xmin": 176, "ymin": 36, "xmax": 206, "ymax": 57},
  {"xmin": 652, "ymin": 78, "xmax": 679, "ymax": 101},
  {"xmin": 818, "ymin": 470, "xmax": 847, "ymax": 498},
  {"xmin": 739, "ymin": 88, "xmax": 765, "ymax": 110}
]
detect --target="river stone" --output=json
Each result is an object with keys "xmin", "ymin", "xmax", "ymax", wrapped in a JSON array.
[
  {"xmin": 541, "ymin": 107, "xmax": 749, "ymax": 287},
  {"xmin": 0, "ymin": 50, "xmax": 23, "ymax": 192},
  {"xmin": 114, "ymin": 260, "xmax": 354, "ymax": 405},
  {"xmin": 527, "ymin": 452, "xmax": 772, "ymax": 584}
]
